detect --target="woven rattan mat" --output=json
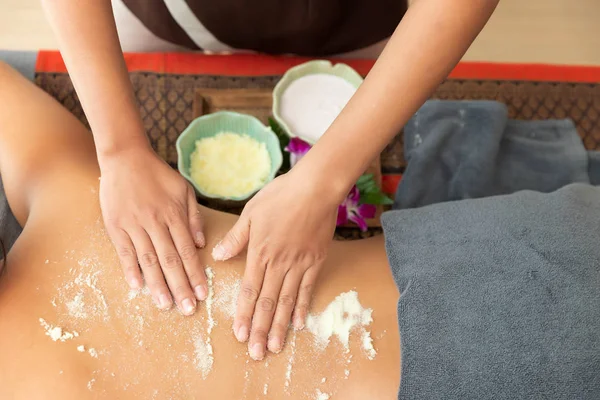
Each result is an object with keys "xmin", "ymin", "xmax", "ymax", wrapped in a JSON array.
[{"xmin": 34, "ymin": 72, "xmax": 600, "ymax": 239}]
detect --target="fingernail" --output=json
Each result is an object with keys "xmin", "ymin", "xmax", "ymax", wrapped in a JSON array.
[
  {"xmin": 211, "ymin": 242, "xmax": 231, "ymax": 261},
  {"xmin": 268, "ymin": 337, "xmax": 281, "ymax": 353},
  {"xmin": 194, "ymin": 285, "xmax": 207, "ymax": 301},
  {"xmin": 249, "ymin": 343, "xmax": 264, "ymax": 361},
  {"xmin": 236, "ymin": 325, "xmax": 249, "ymax": 343},
  {"xmin": 159, "ymin": 294, "xmax": 172, "ymax": 310},
  {"xmin": 128, "ymin": 277, "xmax": 142, "ymax": 290},
  {"xmin": 294, "ymin": 315, "xmax": 305, "ymax": 331},
  {"xmin": 195, "ymin": 232, "xmax": 205, "ymax": 248},
  {"xmin": 181, "ymin": 298, "xmax": 196, "ymax": 316}
]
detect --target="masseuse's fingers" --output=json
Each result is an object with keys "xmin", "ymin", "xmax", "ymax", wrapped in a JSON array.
[
  {"xmin": 267, "ymin": 271, "xmax": 303, "ymax": 353},
  {"xmin": 187, "ymin": 188, "xmax": 205, "ymax": 248},
  {"xmin": 149, "ymin": 222, "xmax": 197, "ymax": 316},
  {"xmin": 213, "ymin": 214, "xmax": 250, "ymax": 261},
  {"xmin": 247, "ymin": 263, "xmax": 287, "ymax": 361},
  {"xmin": 233, "ymin": 242, "xmax": 266, "ymax": 344},
  {"xmin": 108, "ymin": 226, "xmax": 143, "ymax": 290},
  {"xmin": 130, "ymin": 228, "xmax": 172, "ymax": 310},
  {"xmin": 292, "ymin": 266, "xmax": 320, "ymax": 330},
  {"xmin": 169, "ymin": 211, "xmax": 207, "ymax": 302}
]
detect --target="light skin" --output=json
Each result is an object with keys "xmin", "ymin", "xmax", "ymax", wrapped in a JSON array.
[
  {"xmin": 0, "ymin": 61, "xmax": 400, "ymax": 399},
  {"xmin": 41, "ymin": 0, "xmax": 499, "ymax": 360},
  {"xmin": 40, "ymin": 0, "xmax": 208, "ymax": 317}
]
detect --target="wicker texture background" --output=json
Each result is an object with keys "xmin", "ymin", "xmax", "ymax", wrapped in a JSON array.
[{"xmin": 34, "ymin": 72, "xmax": 600, "ymax": 239}]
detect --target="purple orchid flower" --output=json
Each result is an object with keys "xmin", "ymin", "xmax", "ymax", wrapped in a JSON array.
[
  {"xmin": 284, "ymin": 137, "xmax": 374, "ymax": 231},
  {"xmin": 336, "ymin": 186, "xmax": 376, "ymax": 232},
  {"xmin": 284, "ymin": 137, "xmax": 312, "ymax": 168}
]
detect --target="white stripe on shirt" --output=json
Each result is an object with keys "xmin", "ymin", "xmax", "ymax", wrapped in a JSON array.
[{"xmin": 162, "ymin": 0, "xmax": 234, "ymax": 52}]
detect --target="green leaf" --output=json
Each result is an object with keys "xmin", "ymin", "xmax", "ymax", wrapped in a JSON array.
[
  {"xmin": 360, "ymin": 191, "xmax": 394, "ymax": 206},
  {"xmin": 356, "ymin": 174, "xmax": 377, "ymax": 193},
  {"xmin": 268, "ymin": 117, "xmax": 291, "ymax": 173},
  {"xmin": 268, "ymin": 117, "xmax": 289, "ymax": 148},
  {"xmin": 356, "ymin": 173, "xmax": 394, "ymax": 205},
  {"xmin": 356, "ymin": 174, "xmax": 373, "ymax": 188}
]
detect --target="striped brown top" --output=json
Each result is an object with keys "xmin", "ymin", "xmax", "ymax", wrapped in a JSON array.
[{"xmin": 121, "ymin": 0, "xmax": 408, "ymax": 56}]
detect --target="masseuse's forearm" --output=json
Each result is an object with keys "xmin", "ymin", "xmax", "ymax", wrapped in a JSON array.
[
  {"xmin": 297, "ymin": 0, "xmax": 499, "ymax": 202},
  {"xmin": 41, "ymin": 0, "xmax": 149, "ymax": 160}
]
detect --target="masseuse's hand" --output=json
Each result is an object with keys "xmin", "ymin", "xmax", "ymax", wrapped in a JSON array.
[
  {"xmin": 213, "ymin": 170, "xmax": 338, "ymax": 360},
  {"xmin": 100, "ymin": 146, "xmax": 207, "ymax": 315}
]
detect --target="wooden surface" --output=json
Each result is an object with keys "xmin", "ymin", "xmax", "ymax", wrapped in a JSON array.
[
  {"xmin": 193, "ymin": 88, "xmax": 273, "ymax": 125},
  {"xmin": 2, "ymin": 0, "xmax": 600, "ymax": 65},
  {"xmin": 193, "ymin": 88, "xmax": 384, "ymax": 227}
]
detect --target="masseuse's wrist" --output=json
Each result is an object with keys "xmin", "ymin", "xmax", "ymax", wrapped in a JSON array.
[
  {"xmin": 97, "ymin": 129, "xmax": 152, "ymax": 169},
  {"xmin": 291, "ymin": 155, "xmax": 354, "ymax": 208}
]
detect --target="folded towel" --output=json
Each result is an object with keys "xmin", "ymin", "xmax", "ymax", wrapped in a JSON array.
[
  {"xmin": 0, "ymin": 51, "xmax": 36, "ymax": 251},
  {"xmin": 396, "ymin": 100, "xmax": 600, "ymax": 209},
  {"xmin": 0, "ymin": 177, "xmax": 21, "ymax": 257},
  {"xmin": 383, "ymin": 183, "xmax": 600, "ymax": 400},
  {"xmin": 0, "ymin": 51, "xmax": 37, "ymax": 81}
]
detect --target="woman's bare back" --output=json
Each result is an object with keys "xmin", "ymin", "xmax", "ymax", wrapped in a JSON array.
[{"xmin": 0, "ymin": 61, "xmax": 400, "ymax": 399}]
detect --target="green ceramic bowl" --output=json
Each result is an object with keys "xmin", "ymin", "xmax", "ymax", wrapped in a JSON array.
[
  {"xmin": 272, "ymin": 60, "xmax": 364, "ymax": 144},
  {"xmin": 176, "ymin": 111, "xmax": 283, "ymax": 204}
]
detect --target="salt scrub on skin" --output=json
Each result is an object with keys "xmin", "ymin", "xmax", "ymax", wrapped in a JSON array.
[
  {"xmin": 279, "ymin": 73, "xmax": 357, "ymax": 143},
  {"xmin": 305, "ymin": 291, "xmax": 377, "ymax": 359},
  {"xmin": 213, "ymin": 278, "xmax": 241, "ymax": 319},
  {"xmin": 284, "ymin": 331, "xmax": 298, "ymax": 391},
  {"xmin": 39, "ymin": 318, "xmax": 77, "ymax": 342},
  {"xmin": 128, "ymin": 286, "xmax": 150, "ymax": 301},
  {"xmin": 316, "ymin": 389, "xmax": 331, "ymax": 400},
  {"xmin": 66, "ymin": 291, "xmax": 88, "ymax": 319},
  {"xmin": 194, "ymin": 267, "xmax": 216, "ymax": 379},
  {"xmin": 189, "ymin": 132, "xmax": 271, "ymax": 198}
]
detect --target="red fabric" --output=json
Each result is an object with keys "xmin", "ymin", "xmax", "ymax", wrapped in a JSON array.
[
  {"xmin": 36, "ymin": 51, "xmax": 600, "ymax": 83},
  {"xmin": 382, "ymin": 174, "xmax": 403, "ymax": 196}
]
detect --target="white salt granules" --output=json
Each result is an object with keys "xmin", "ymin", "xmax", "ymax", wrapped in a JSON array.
[
  {"xmin": 128, "ymin": 286, "xmax": 150, "ymax": 301},
  {"xmin": 39, "ymin": 318, "xmax": 77, "ymax": 342},
  {"xmin": 316, "ymin": 389, "xmax": 331, "ymax": 400},
  {"xmin": 213, "ymin": 277, "xmax": 241, "ymax": 319},
  {"xmin": 77, "ymin": 345, "xmax": 86, "ymax": 352},
  {"xmin": 305, "ymin": 291, "xmax": 377, "ymax": 359},
  {"xmin": 193, "ymin": 339, "xmax": 213, "ymax": 379},
  {"xmin": 194, "ymin": 267, "xmax": 216, "ymax": 379},
  {"xmin": 205, "ymin": 267, "xmax": 216, "ymax": 332},
  {"xmin": 362, "ymin": 330, "xmax": 377, "ymax": 360},
  {"xmin": 279, "ymin": 73, "xmax": 357, "ymax": 143},
  {"xmin": 66, "ymin": 291, "xmax": 88, "ymax": 319},
  {"xmin": 284, "ymin": 331, "xmax": 298, "ymax": 391},
  {"xmin": 61, "ymin": 270, "xmax": 109, "ymax": 321}
]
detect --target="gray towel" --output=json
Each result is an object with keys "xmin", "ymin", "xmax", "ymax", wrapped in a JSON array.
[
  {"xmin": 382, "ymin": 184, "xmax": 600, "ymax": 399},
  {"xmin": 384, "ymin": 100, "xmax": 600, "ymax": 398},
  {"xmin": 396, "ymin": 100, "xmax": 600, "ymax": 209},
  {"xmin": 0, "ymin": 52, "xmax": 33, "ymax": 256},
  {"xmin": 0, "ymin": 50, "xmax": 37, "ymax": 81},
  {"xmin": 0, "ymin": 177, "xmax": 21, "ymax": 256}
]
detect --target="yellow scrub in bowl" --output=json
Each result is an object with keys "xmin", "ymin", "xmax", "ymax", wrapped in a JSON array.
[
  {"xmin": 189, "ymin": 132, "xmax": 271, "ymax": 199},
  {"xmin": 176, "ymin": 111, "xmax": 283, "ymax": 204}
]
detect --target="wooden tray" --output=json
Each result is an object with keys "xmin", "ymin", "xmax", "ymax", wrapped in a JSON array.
[{"xmin": 193, "ymin": 88, "xmax": 383, "ymax": 227}]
